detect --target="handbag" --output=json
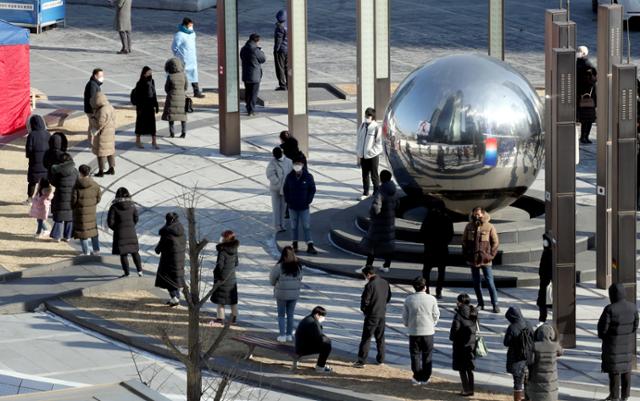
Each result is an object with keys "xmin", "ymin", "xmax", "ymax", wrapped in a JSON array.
[
  {"xmin": 185, "ymin": 97, "xmax": 194, "ymax": 113},
  {"xmin": 579, "ymin": 88, "xmax": 595, "ymax": 108},
  {"xmin": 474, "ymin": 321, "xmax": 489, "ymax": 358}
]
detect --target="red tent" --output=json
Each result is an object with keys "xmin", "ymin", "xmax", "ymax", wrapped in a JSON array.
[{"xmin": 0, "ymin": 20, "xmax": 30, "ymax": 136}]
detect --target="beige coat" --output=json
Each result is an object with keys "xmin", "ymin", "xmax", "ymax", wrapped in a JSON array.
[{"xmin": 90, "ymin": 92, "xmax": 116, "ymax": 157}]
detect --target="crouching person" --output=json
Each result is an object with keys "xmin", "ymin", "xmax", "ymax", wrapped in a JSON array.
[{"xmin": 295, "ymin": 306, "xmax": 332, "ymax": 373}]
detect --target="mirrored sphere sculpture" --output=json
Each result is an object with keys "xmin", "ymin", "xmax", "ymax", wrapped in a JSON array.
[{"xmin": 382, "ymin": 54, "xmax": 544, "ymax": 215}]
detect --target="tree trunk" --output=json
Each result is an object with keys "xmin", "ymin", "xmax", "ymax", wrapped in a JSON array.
[
  {"xmin": 186, "ymin": 362, "xmax": 202, "ymax": 401},
  {"xmin": 186, "ymin": 207, "xmax": 202, "ymax": 401}
]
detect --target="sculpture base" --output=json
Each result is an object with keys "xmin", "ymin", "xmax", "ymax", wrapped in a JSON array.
[{"xmin": 66, "ymin": 0, "xmax": 215, "ymax": 12}]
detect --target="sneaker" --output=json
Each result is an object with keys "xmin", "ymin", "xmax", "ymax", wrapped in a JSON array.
[
  {"xmin": 358, "ymin": 194, "xmax": 369, "ymax": 201},
  {"xmin": 411, "ymin": 378, "xmax": 421, "ymax": 386},
  {"xmin": 314, "ymin": 365, "xmax": 332, "ymax": 373},
  {"xmin": 379, "ymin": 266, "xmax": 390, "ymax": 273},
  {"xmin": 41, "ymin": 230, "xmax": 50, "ymax": 238},
  {"xmin": 276, "ymin": 335, "xmax": 287, "ymax": 343},
  {"xmin": 277, "ymin": 226, "xmax": 286, "ymax": 233},
  {"xmin": 492, "ymin": 305, "xmax": 501, "ymax": 314},
  {"xmin": 286, "ymin": 335, "xmax": 293, "ymax": 342},
  {"xmin": 352, "ymin": 361, "xmax": 365, "ymax": 369},
  {"xmin": 137, "ymin": 271, "xmax": 143, "ymax": 277},
  {"xmin": 61, "ymin": 238, "xmax": 70, "ymax": 242},
  {"xmin": 91, "ymin": 250, "xmax": 100, "ymax": 256},
  {"xmin": 275, "ymin": 86, "xmax": 287, "ymax": 91},
  {"xmin": 169, "ymin": 297, "xmax": 179, "ymax": 307},
  {"xmin": 307, "ymin": 243, "xmax": 318, "ymax": 255}
]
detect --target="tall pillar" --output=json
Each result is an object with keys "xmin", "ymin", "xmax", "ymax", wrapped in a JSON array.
[
  {"xmin": 287, "ymin": 0, "xmax": 309, "ymax": 155},
  {"xmin": 488, "ymin": 0, "xmax": 504, "ymax": 60},
  {"xmin": 357, "ymin": 0, "xmax": 375, "ymax": 125},
  {"xmin": 596, "ymin": 4, "xmax": 623, "ymax": 289},
  {"xmin": 374, "ymin": 0, "xmax": 390, "ymax": 115},
  {"xmin": 217, "ymin": 0, "xmax": 240, "ymax": 156}
]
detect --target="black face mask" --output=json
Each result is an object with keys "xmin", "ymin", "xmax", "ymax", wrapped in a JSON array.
[{"xmin": 146, "ymin": 75, "xmax": 152, "ymax": 81}]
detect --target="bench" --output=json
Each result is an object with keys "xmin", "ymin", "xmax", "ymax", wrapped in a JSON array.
[
  {"xmin": 43, "ymin": 109, "xmax": 74, "ymax": 128},
  {"xmin": 232, "ymin": 334, "xmax": 312, "ymax": 370}
]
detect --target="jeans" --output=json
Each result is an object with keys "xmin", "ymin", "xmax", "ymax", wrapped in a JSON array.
[
  {"xmin": 360, "ymin": 155, "xmax": 380, "ymax": 196},
  {"xmin": 609, "ymin": 372, "xmax": 631, "ymax": 400},
  {"xmin": 274, "ymin": 51, "xmax": 288, "ymax": 88},
  {"xmin": 271, "ymin": 191, "xmax": 286, "ymax": 229},
  {"xmin": 471, "ymin": 265, "xmax": 498, "ymax": 307},
  {"xmin": 290, "ymin": 208, "xmax": 312, "ymax": 243},
  {"xmin": 409, "ymin": 335, "xmax": 433, "ymax": 382},
  {"xmin": 357, "ymin": 316, "xmax": 385, "ymax": 364},
  {"xmin": 120, "ymin": 252, "xmax": 142, "ymax": 275},
  {"xmin": 80, "ymin": 235, "xmax": 100, "ymax": 255},
  {"xmin": 276, "ymin": 299, "xmax": 297, "ymax": 336},
  {"xmin": 50, "ymin": 221, "xmax": 73, "ymax": 240},
  {"xmin": 36, "ymin": 219, "xmax": 48, "ymax": 234},
  {"xmin": 169, "ymin": 289, "xmax": 180, "ymax": 299},
  {"xmin": 244, "ymin": 81, "xmax": 260, "ymax": 114}
]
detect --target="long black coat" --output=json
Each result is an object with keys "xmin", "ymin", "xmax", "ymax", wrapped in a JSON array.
[
  {"xmin": 154, "ymin": 220, "xmax": 186, "ymax": 291},
  {"xmin": 25, "ymin": 115, "xmax": 50, "ymax": 184},
  {"xmin": 420, "ymin": 207, "xmax": 453, "ymax": 267},
  {"xmin": 449, "ymin": 304, "xmax": 477, "ymax": 371},
  {"xmin": 211, "ymin": 240, "xmax": 240, "ymax": 305},
  {"xmin": 527, "ymin": 324, "xmax": 563, "ymax": 401},
  {"xmin": 107, "ymin": 199, "xmax": 139, "ymax": 255},
  {"xmin": 83, "ymin": 76, "xmax": 102, "ymax": 114},
  {"xmin": 576, "ymin": 57, "xmax": 597, "ymax": 124},
  {"xmin": 240, "ymin": 40, "xmax": 266, "ymax": 83},
  {"xmin": 504, "ymin": 306, "xmax": 532, "ymax": 374},
  {"xmin": 134, "ymin": 78, "xmax": 159, "ymax": 136},
  {"xmin": 49, "ymin": 160, "xmax": 77, "ymax": 222},
  {"xmin": 44, "ymin": 132, "xmax": 68, "ymax": 177},
  {"xmin": 362, "ymin": 181, "xmax": 397, "ymax": 255},
  {"xmin": 537, "ymin": 235, "xmax": 552, "ymax": 308},
  {"xmin": 597, "ymin": 283, "xmax": 639, "ymax": 374}
]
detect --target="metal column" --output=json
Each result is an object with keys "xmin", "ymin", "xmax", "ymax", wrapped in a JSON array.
[
  {"xmin": 217, "ymin": 0, "xmax": 240, "ymax": 156},
  {"xmin": 596, "ymin": 4, "xmax": 623, "ymax": 289},
  {"xmin": 287, "ymin": 0, "xmax": 309, "ymax": 155},
  {"xmin": 374, "ymin": 0, "xmax": 390, "ymax": 115},
  {"xmin": 357, "ymin": 0, "xmax": 375, "ymax": 125},
  {"xmin": 488, "ymin": 0, "xmax": 504, "ymax": 60}
]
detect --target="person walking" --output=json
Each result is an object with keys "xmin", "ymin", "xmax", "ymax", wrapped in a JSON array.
[
  {"xmin": 155, "ymin": 212, "xmax": 186, "ymax": 306},
  {"xmin": 49, "ymin": 153, "xmax": 77, "ymax": 242},
  {"xmin": 267, "ymin": 147, "xmax": 293, "ymax": 232},
  {"xmin": 162, "ymin": 57, "xmax": 188, "ymax": 139},
  {"xmin": 526, "ymin": 324, "xmax": 563, "ymax": 401},
  {"xmin": 402, "ymin": 276, "xmax": 440, "ymax": 385},
  {"xmin": 576, "ymin": 45, "xmax": 597, "ymax": 144},
  {"xmin": 90, "ymin": 92, "xmax": 116, "ymax": 177},
  {"xmin": 295, "ymin": 306, "xmax": 333, "ymax": 373},
  {"xmin": 83, "ymin": 69, "xmax": 103, "ymax": 133},
  {"xmin": 44, "ymin": 132, "xmax": 68, "ymax": 178},
  {"xmin": 107, "ymin": 187, "xmax": 143, "ymax": 277},
  {"xmin": 240, "ymin": 33, "xmax": 266, "ymax": 116},
  {"xmin": 355, "ymin": 107, "xmax": 382, "ymax": 200},
  {"xmin": 362, "ymin": 170, "xmax": 397, "ymax": 273},
  {"xmin": 273, "ymin": 9, "xmax": 288, "ymax": 90},
  {"xmin": 353, "ymin": 265, "xmax": 391, "ymax": 368},
  {"xmin": 420, "ymin": 199, "xmax": 453, "ymax": 298},
  {"xmin": 211, "ymin": 230, "xmax": 240, "ymax": 324},
  {"xmin": 279, "ymin": 130, "xmax": 299, "ymax": 160},
  {"xmin": 598, "ymin": 283, "xmax": 639, "ymax": 401},
  {"xmin": 283, "ymin": 157, "xmax": 317, "ymax": 254},
  {"xmin": 29, "ymin": 178, "xmax": 53, "ymax": 239},
  {"xmin": 449, "ymin": 293, "xmax": 478, "ymax": 397},
  {"xmin": 25, "ymin": 115, "xmax": 50, "ymax": 205},
  {"xmin": 270, "ymin": 246, "xmax": 303, "ymax": 342},
  {"xmin": 537, "ymin": 233, "xmax": 552, "ymax": 323},
  {"xmin": 72, "ymin": 165, "xmax": 102, "ymax": 256},
  {"xmin": 112, "ymin": 0, "xmax": 132, "ymax": 54},
  {"xmin": 132, "ymin": 66, "xmax": 159, "ymax": 149},
  {"xmin": 462, "ymin": 206, "xmax": 500, "ymax": 313},
  {"xmin": 503, "ymin": 306, "xmax": 534, "ymax": 401},
  {"xmin": 172, "ymin": 17, "xmax": 204, "ymax": 98}
]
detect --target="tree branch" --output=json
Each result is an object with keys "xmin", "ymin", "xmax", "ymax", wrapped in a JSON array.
[
  {"xmin": 198, "ymin": 280, "xmax": 224, "ymax": 309},
  {"xmin": 202, "ymin": 322, "xmax": 231, "ymax": 361},
  {"xmin": 195, "ymin": 238, "xmax": 209, "ymax": 257},
  {"xmin": 159, "ymin": 328, "xmax": 190, "ymax": 366}
]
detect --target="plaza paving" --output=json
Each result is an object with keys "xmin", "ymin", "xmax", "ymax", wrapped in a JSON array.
[{"xmin": 9, "ymin": 0, "xmax": 640, "ymax": 399}]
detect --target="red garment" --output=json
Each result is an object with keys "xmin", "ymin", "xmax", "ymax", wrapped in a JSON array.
[{"xmin": 0, "ymin": 44, "xmax": 31, "ymax": 135}]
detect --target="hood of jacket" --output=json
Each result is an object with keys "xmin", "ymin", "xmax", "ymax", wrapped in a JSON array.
[
  {"xmin": 505, "ymin": 306, "xmax": 524, "ymax": 324},
  {"xmin": 112, "ymin": 197, "xmax": 134, "ymax": 210},
  {"xmin": 276, "ymin": 9, "xmax": 287, "ymax": 22},
  {"xmin": 216, "ymin": 239, "xmax": 239, "ymax": 254},
  {"xmin": 53, "ymin": 159, "xmax": 76, "ymax": 175},
  {"xmin": 380, "ymin": 180, "xmax": 396, "ymax": 197},
  {"xmin": 160, "ymin": 220, "xmax": 184, "ymax": 237},
  {"xmin": 457, "ymin": 304, "xmax": 472, "ymax": 320},
  {"xmin": 534, "ymin": 323, "xmax": 556, "ymax": 342},
  {"xmin": 49, "ymin": 132, "xmax": 68, "ymax": 152},
  {"xmin": 75, "ymin": 176, "xmax": 96, "ymax": 189},
  {"xmin": 91, "ymin": 92, "xmax": 109, "ymax": 110},
  {"xmin": 165, "ymin": 57, "xmax": 184, "ymax": 74},
  {"xmin": 28, "ymin": 115, "xmax": 47, "ymax": 132},
  {"xmin": 609, "ymin": 283, "xmax": 626, "ymax": 303},
  {"xmin": 468, "ymin": 211, "xmax": 491, "ymax": 224}
]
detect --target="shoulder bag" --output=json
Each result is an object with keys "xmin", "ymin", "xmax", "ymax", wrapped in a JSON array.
[{"xmin": 474, "ymin": 321, "xmax": 489, "ymax": 358}]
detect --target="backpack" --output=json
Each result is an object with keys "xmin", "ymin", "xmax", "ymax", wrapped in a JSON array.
[
  {"xmin": 516, "ymin": 326, "xmax": 535, "ymax": 365},
  {"xmin": 130, "ymin": 87, "xmax": 137, "ymax": 106}
]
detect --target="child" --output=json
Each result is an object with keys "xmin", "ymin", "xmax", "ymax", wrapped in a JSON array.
[{"xmin": 29, "ymin": 178, "xmax": 54, "ymax": 238}]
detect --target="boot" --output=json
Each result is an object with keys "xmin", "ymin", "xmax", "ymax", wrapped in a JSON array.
[
  {"xmin": 292, "ymin": 241, "xmax": 298, "ymax": 252},
  {"xmin": 117, "ymin": 31, "xmax": 127, "ymax": 54},
  {"xmin": 513, "ymin": 390, "xmax": 524, "ymax": 401},
  {"xmin": 192, "ymin": 83, "xmax": 205, "ymax": 98},
  {"xmin": 106, "ymin": 167, "xmax": 115, "ymax": 175},
  {"xmin": 307, "ymin": 242, "xmax": 318, "ymax": 255},
  {"xmin": 169, "ymin": 122, "xmax": 175, "ymax": 138}
]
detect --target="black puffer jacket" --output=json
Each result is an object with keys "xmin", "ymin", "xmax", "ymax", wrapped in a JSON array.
[
  {"xmin": 211, "ymin": 240, "xmax": 240, "ymax": 305},
  {"xmin": 503, "ymin": 306, "xmax": 532, "ymax": 374},
  {"xmin": 420, "ymin": 206, "xmax": 453, "ymax": 267},
  {"xmin": 83, "ymin": 76, "xmax": 102, "ymax": 114},
  {"xmin": 50, "ymin": 159, "xmax": 78, "ymax": 222},
  {"xmin": 449, "ymin": 304, "xmax": 477, "ymax": 371},
  {"xmin": 362, "ymin": 181, "xmax": 397, "ymax": 255},
  {"xmin": 598, "ymin": 283, "xmax": 639, "ymax": 374},
  {"xmin": 44, "ymin": 132, "xmax": 68, "ymax": 176},
  {"xmin": 107, "ymin": 198, "xmax": 139, "ymax": 255},
  {"xmin": 527, "ymin": 324, "xmax": 563, "ymax": 401},
  {"xmin": 154, "ymin": 218, "xmax": 186, "ymax": 290},
  {"xmin": 25, "ymin": 115, "xmax": 50, "ymax": 184}
]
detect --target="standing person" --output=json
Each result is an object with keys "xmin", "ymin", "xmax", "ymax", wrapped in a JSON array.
[
  {"xmin": 362, "ymin": 170, "xmax": 397, "ymax": 273},
  {"xmin": 211, "ymin": 230, "xmax": 240, "ymax": 324},
  {"xmin": 83, "ymin": 69, "xmax": 103, "ymax": 133},
  {"xmin": 462, "ymin": 207, "xmax": 500, "ymax": 313},
  {"xmin": 155, "ymin": 212, "xmax": 186, "ymax": 306},
  {"xmin": 90, "ymin": 92, "xmax": 116, "ymax": 177},
  {"xmin": 295, "ymin": 306, "xmax": 333, "ymax": 373},
  {"xmin": 598, "ymin": 283, "xmax": 639, "ymax": 401},
  {"xmin": 283, "ymin": 157, "xmax": 317, "ymax": 254},
  {"xmin": 420, "ymin": 199, "xmax": 453, "ymax": 298},
  {"xmin": 113, "ymin": 0, "xmax": 132, "ymax": 54},
  {"xmin": 537, "ymin": 233, "xmax": 552, "ymax": 323},
  {"xmin": 172, "ymin": 17, "xmax": 204, "ymax": 98},
  {"xmin": 503, "ymin": 306, "xmax": 534, "ymax": 401},
  {"xmin": 353, "ymin": 265, "xmax": 391, "ymax": 368},
  {"xmin": 273, "ymin": 9, "xmax": 288, "ymax": 91},
  {"xmin": 576, "ymin": 45, "xmax": 597, "ymax": 144},
  {"xmin": 161, "ymin": 57, "xmax": 188, "ymax": 139},
  {"xmin": 279, "ymin": 130, "xmax": 299, "ymax": 160},
  {"xmin": 266, "ymin": 147, "xmax": 292, "ymax": 232},
  {"xmin": 44, "ymin": 132, "xmax": 68, "ymax": 178},
  {"xmin": 25, "ymin": 115, "xmax": 50, "ymax": 205},
  {"xmin": 107, "ymin": 187, "xmax": 143, "ymax": 277},
  {"xmin": 355, "ymin": 107, "xmax": 382, "ymax": 200},
  {"xmin": 449, "ymin": 293, "xmax": 478, "ymax": 397},
  {"xmin": 29, "ymin": 178, "xmax": 54, "ymax": 238},
  {"xmin": 270, "ymin": 246, "xmax": 303, "ymax": 342},
  {"xmin": 240, "ymin": 33, "xmax": 266, "ymax": 116},
  {"xmin": 132, "ymin": 66, "xmax": 159, "ymax": 149},
  {"xmin": 72, "ymin": 165, "xmax": 102, "ymax": 256},
  {"xmin": 527, "ymin": 324, "xmax": 563, "ymax": 401},
  {"xmin": 49, "ymin": 153, "xmax": 77, "ymax": 242},
  {"xmin": 402, "ymin": 277, "xmax": 440, "ymax": 385}
]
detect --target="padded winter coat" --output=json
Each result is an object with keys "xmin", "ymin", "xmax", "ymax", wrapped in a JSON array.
[
  {"xmin": 113, "ymin": 0, "xmax": 131, "ymax": 32},
  {"xmin": 449, "ymin": 304, "xmax": 477, "ymax": 371},
  {"xmin": 71, "ymin": 176, "xmax": 102, "ymax": 239},
  {"xmin": 266, "ymin": 157, "xmax": 293, "ymax": 194},
  {"xmin": 172, "ymin": 25, "xmax": 198, "ymax": 84},
  {"xmin": 527, "ymin": 324, "xmax": 563, "ymax": 401},
  {"xmin": 25, "ymin": 115, "xmax": 50, "ymax": 184},
  {"xmin": 211, "ymin": 240, "xmax": 240, "ymax": 305},
  {"xmin": 90, "ymin": 93, "xmax": 116, "ymax": 157},
  {"xmin": 283, "ymin": 170, "xmax": 316, "ymax": 211},
  {"xmin": 362, "ymin": 181, "xmax": 397, "ymax": 255},
  {"xmin": 503, "ymin": 306, "xmax": 533, "ymax": 374},
  {"xmin": 240, "ymin": 40, "xmax": 266, "ymax": 84},
  {"xmin": 462, "ymin": 212, "xmax": 499, "ymax": 267},
  {"xmin": 50, "ymin": 160, "xmax": 78, "ymax": 222},
  {"xmin": 161, "ymin": 58, "xmax": 188, "ymax": 122},
  {"xmin": 270, "ymin": 263, "xmax": 303, "ymax": 301},
  {"xmin": 420, "ymin": 207, "xmax": 453, "ymax": 267},
  {"xmin": 155, "ymin": 219, "xmax": 186, "ymax": 291},
  {"xmin": 107, "ymin": 199, "xmax": 139, "ymax": 255},
  {"xmin": 83, "ymin": 76, "xmax": 102, "ymax": 114},
  {"xmin": 44, "ymin": 132, "xmax": 68, "ymax": 177}
]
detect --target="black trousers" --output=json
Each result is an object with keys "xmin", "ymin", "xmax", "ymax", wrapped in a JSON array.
[
  {"xmin": 459, "ymin": 369, "xmax": 474, "ymax": 393},
  {"xmin": 423, "ymin": 263, "xmax": 445, "ymax": 295},
  {"xmin": 274, "ymin": 51, "xmax": 288, "ymax": 89},
  {"xmin": 609, "ymin": 372, "xmax": 631, "ymax": 400},
  {"xmin": 27, "ymin": 182, "xmax": 37, "ymax": 198},
  {"xmin": 244, "ymin": 81, "xmax": 260, "ymax": 114},
  {"xmin": 409, "ymin": 335, "xmax": 433, "ymax": 382},
  {"xmin": 168, "ymin": 121, "xmax": 186, "ymax": 136},
  {"xmin": 120, "ymin": 252, "xmax": 142, "ymax": 275},
  {"xmin": 360, "ymin": 155, "xmax": 380, "ymax": 196},
  {"xmin": 580, "ymin": 120, "xmax": 593, "ymax": 140},
  {"xmin": 366, "ymin": 251, "xmax": 391, "ymax": 268},
  {"xmin": 357, "ymin": 316, "xmax": 385, "ymax": 364},
  {"xmin": 299, "ymin": 338, "xmax": 332, "ymax": 367},
  {"xmin": 537, "ymin": 275, "xmax": 551, "ymax": 322}
]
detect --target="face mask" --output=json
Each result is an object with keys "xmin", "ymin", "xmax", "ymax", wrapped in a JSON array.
[
  {"xmin": 317, "ymin": 316, "xmax": 325, "ymax": 323},
  {"xmin": 366, "ymin": 116, "xmax": 373, "ymax": 123},
  {"xmin": 218, "ymin": 236, "xmax": 224, "ymax": 243},
  {"xmin": 96, "ymin": 76, "xmax": 104, "ymax": 83},
  {"xmin": 146, "ymin": 75, "xmax": 152, "ymax": 81},
  {"xmin": 277, "ymin": 156, "xmax": 284, "ymax": 161},
  {"xmin": 293, "ymin": 164, "xmax": 303, "ymax": 172},
  {"xmin": 543, "ymin": 239, "xmax": 549, "ymax": 247}
]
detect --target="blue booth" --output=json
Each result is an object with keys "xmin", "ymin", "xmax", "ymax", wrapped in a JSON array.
[{"xmin": 0, "ymin": 0, "xmax": 65, "ymax": 33}]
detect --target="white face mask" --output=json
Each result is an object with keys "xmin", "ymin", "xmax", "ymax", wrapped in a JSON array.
[
  {"xmin": 366, "ymin": 116, "xmax": 373, "ymax": 123},
  {"xmin": 96, "ymin": 76, "xmax": 104, "ymax": 83},
  {"xmin": 317, "ymin": 316, "xmax": 325, "ymax": 323},
  {"xmin": 218, "ymin": 236, "xmax": 224, "ymax": 243},
  {"xmin": 293, "ymin": 164, "xmax": 303, "ymax": 172},
  {"xmin": 543, "ymin": 239, "xmax": 549, "ymax": 247}
]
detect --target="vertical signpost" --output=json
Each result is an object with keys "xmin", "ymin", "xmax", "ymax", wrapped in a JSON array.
[
  {"xmin": 488, "ymin": 0, "xmax": 504, "ymax": 60},
  {"xmin": 374, "ymin": 0, "xmax": 390, "ymax": 115},
  {"xmin": 287, "ymin": 0, "xmax": 309, "ymax": 155},
  {"xmin": 357, "ymin": 0, "xmax": 375, "ymax": 125},
  {"xmin": 217, "ymin": 0, "xmax": 240, "ymax": 156}
]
